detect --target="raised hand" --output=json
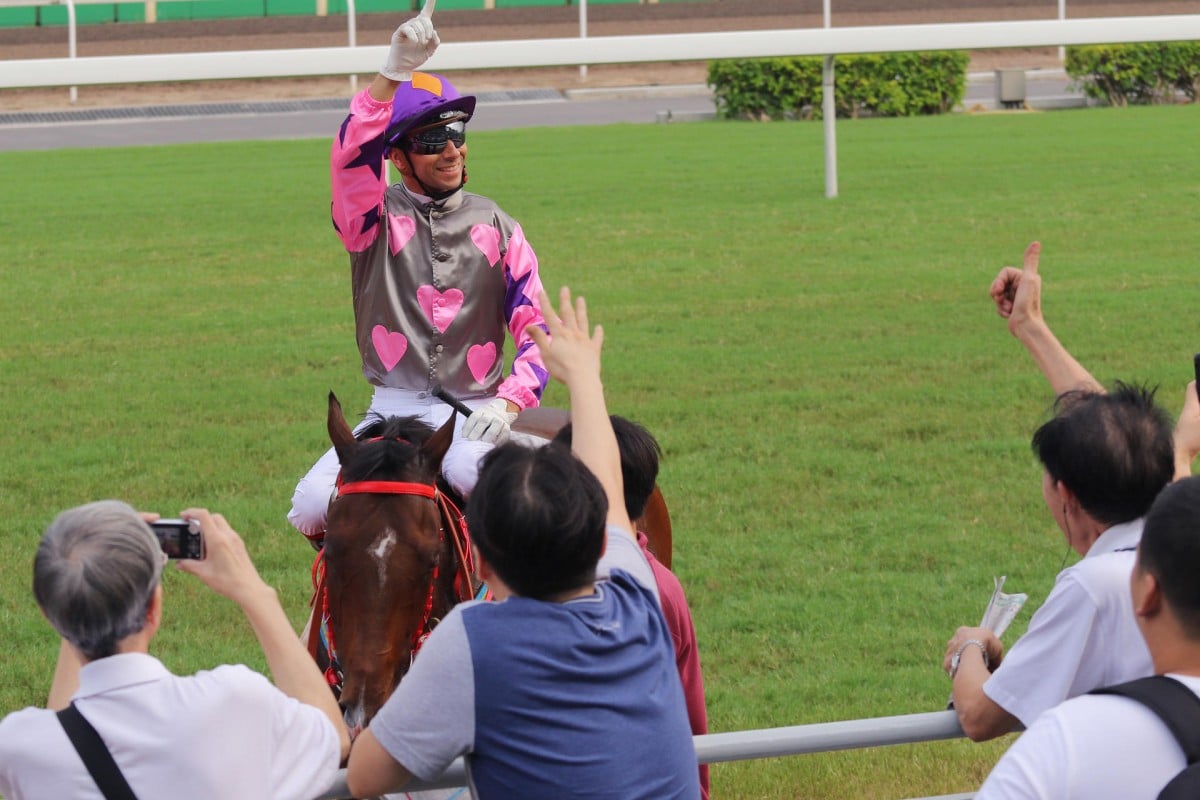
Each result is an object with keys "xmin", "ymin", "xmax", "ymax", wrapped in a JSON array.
[
  {"xmin": 989, "ymin": 241, "xmax": 1044, "ymax": 336},
  {"xmin": 381, "ymin": 0, "xmax": 440, "ymax": 82},
  {"xmin": 527, "ymin": 287, "xmax": 604, "ymax": 388}
]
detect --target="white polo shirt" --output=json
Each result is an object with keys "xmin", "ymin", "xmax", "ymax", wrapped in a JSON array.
[
  {"xmin": 975, "ymin": 673, "xmax": 1200, "ymax": 799},
  {"xmin": 0, "ymin": 652, "xmax": 340, "ymax": 800},
  {"xmin": 983, "ymin": 519, "xmax": 1152, "ymax": 728}
]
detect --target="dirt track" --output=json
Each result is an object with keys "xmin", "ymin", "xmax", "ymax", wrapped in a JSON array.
[{"xmin": 1, "ymin": 0, "xmax": 1191, "ymax": 110}]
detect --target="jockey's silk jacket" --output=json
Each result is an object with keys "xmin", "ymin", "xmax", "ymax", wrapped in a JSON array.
[{"xmin": 330, "ymin": 89, "xmax": 548, "ymax": 410}]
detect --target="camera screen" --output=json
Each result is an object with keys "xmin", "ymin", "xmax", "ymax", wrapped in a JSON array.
[
  {"xmin": 157, "ymin": 525, "xmax": 186, "ymax": 558},
  {"xmin": 151, "ymin": 520, "xmax": 202, "ymax": 560}
]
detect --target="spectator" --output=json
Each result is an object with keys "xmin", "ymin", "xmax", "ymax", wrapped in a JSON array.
[
  {"xmin": 945, "ymin": 242, "xmax": 1175, "ymax": 740},
  {"xmin": 991, "ymin": 239, "xmax": 1200, "ymax": 479},
  {"xmin": 288, "ymin": 2, "xmax": 548, "ymax": 547},
  {"xmin": 345, "ymin": 288, "xmax": 700, "ymax": 799},
  {"xmin": 974, "ymin": 475, "xmax": 1200, "ymax": 799},
  {"xmin": 0, "ymin": 502, "xmax": 348, "ymax": 799},
  {"xmin": 553, "ymin": 415, "xmax": 710, "ymax": 799}
]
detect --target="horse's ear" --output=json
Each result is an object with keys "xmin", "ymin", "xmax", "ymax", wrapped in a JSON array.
[
  {"xmin": 421, "ymin": 410, "xmax": 456, "ymax": 472},
  {"xmin": 327, "ymin": 391, "xmax": 357, "ymax": 464}
]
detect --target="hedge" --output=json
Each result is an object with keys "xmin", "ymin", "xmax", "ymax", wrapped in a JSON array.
[
  {"xmin": 706, "ymin": 51, "xmax": 970, "ymax": 121},
  {"xmin": 1065, "ymin": 41, "xmax": 1200, "ymax": 106}
]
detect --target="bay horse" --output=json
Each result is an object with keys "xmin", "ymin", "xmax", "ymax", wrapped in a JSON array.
[
  {"xmin": 308, "ymin": 393, "xmax": 675, "ymax": 735},
  {"xmin": 309, "ymin": 392, "xmax": 476, "ymax": 734}
]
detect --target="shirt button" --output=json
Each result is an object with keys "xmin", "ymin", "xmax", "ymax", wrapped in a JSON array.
[{"xmin": 435, "ymin": 344, "xmax": 444, "ymax": 353}]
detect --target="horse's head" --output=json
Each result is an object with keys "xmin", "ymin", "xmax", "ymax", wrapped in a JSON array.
[{"xmin": 322, "ymin": 392, "xmax": 457, "ymax": 732}]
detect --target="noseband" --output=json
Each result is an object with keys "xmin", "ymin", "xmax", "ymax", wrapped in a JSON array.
[{"xmin": 332, "ymin": 472, "xmax": 443, "ymax": 659}]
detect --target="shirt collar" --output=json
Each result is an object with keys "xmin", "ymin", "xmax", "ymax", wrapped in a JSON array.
[
  {"xmin": 75, "ymin": 652, "xmax": 171, "ymax": 699},
  {"xmin": 1086, "ymin": 517, "xmax": 1144, "ymax": 558}
]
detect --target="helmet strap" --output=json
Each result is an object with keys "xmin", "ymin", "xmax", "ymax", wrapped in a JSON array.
[{"xmin": 399, "ymin": 150, "xmax": 465, "ymax": 203}]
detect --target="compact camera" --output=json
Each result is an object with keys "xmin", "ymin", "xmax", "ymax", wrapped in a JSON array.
[{"xmin": 151, "ymin": 518, "xmax": 205, "ymax": 560}]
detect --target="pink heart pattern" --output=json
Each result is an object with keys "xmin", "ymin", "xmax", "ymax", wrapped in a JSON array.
[
  {"xmin": 372, "ymin": 325, "xmax": 408, "ymax": 371},
  {"xmin": 389, "ymin": 215, "xmax": 416, "ymax": 255},
  {"xmin": 467, "ymin": 342, "xmax": 497, "ymax": 385},
  {"xmin": 470, "ymin": 224, "xmax": 502, "ymax": 267},
  {"xmin": 416, "ymin": 285, "xmax": 465, "ymax": 333}
]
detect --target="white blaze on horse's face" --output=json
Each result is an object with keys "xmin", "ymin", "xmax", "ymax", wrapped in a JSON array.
[{"xmin": 369, "ymin": 527, "xmax": 399, "ymax": 590}]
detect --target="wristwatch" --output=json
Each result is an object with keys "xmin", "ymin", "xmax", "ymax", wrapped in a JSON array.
[{"xmin": 949, "ymin": 639, "xmax": 989, "ymax": 679}]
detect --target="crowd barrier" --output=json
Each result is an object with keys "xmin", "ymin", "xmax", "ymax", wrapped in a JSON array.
[{"xmin": 310, "ymin": 709, "xmax": 972, "ymax": 799}]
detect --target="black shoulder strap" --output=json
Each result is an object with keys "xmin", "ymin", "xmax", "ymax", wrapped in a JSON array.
[
  {"xmin": 57, "ymin": 703, "xmax": 140, "ymax": 800},
  {"xmin": 1093, "ymin": 676, "xmax": 1200, "ymax": 800},
  {"xmin": 1094, "ymin": 676, "xmax": 1200, "ymax": 763}
]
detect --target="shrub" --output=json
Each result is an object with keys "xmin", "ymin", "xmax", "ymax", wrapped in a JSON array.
[
  {"xmin": 707, "ymin": 51, "xmax": 970, "ymax": 121},
  {"xmin": 1065, "ymin": 42, "xmax": 1200, "ymax": 106}
]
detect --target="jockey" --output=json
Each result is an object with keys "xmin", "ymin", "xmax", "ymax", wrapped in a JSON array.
[{"xmin": 288, "ymin": 6, "xmax": 549, "ymax": 547}]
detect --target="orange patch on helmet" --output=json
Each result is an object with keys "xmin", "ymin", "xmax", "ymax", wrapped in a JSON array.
[{"xmin": 411, "ymin": 72, "xmax": 444, "ymax": 97}]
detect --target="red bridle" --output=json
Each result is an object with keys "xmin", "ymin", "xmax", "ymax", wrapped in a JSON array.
[
  {"xmin": 329, "ymin": 473, "xmax": 444, "ymax": 666},
  {"xmin": 336, "ymin": 479, "xmax": 437, "ymax": 499}
]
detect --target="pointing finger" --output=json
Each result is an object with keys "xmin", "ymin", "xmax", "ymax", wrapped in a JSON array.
[
  {"xmin": 419, "ymin": 0, "xmax": 435, "ymax": 18},
  {"xmin": 1023, "ymin": 241, "xmax": 1041, "ymax": 275}
]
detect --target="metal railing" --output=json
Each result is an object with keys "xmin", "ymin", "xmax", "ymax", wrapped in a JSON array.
[
  {"xmin": 0, "ymin": 0, "xmax": 361, "ymax": 98},
  {"xmin": 2, "ymin": 14, "xmax": 1196, "ymax": 196},
  {"xmin": 311, "ymin": 709, "xmax": 970, "ymax": 799}
]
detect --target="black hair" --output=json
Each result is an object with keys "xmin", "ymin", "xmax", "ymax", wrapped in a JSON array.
[
  {"xmin": 466, "ymin": 442, "xmax": 607, "ymax": 600},
  {"xmin": 552, "ymin": 415, "xmax": 660, "ymax": 521},
  {"xmin": 1031, "ymin": 381, "xmax": 1174, "ymax": 526},
  {"xmin": 1138, "ymin": 476, "xmax": 1200, "ymax": 639}
]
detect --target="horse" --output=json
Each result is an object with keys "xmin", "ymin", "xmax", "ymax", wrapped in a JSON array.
[
  {"xmin": 308, "ymin": 393, "xmax": 675, "ymax": 736},
  {"xmin": 309, "ymin": 392, "xmax": 477, "ymax": 734}
]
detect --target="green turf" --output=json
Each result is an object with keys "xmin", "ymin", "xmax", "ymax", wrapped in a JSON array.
[{"xmin": 2, "ymin": 104, "xmax": 1198, "ymax": 797}]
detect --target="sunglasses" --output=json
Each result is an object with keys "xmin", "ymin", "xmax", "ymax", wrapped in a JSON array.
[{"xmin": 406, "ymin": 121, "xmax": 467, "ymax": 155}]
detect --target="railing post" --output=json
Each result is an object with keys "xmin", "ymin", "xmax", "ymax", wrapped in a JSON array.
[
  {"xmin": 346, "ymin": 0, "xmax": 356, "ymax": 94},
  {"xmin": 822, "ymin": 0, "xmax": 837, "ymax": 199},
  {"xmin": 1058, "ymin": 0, "xmax": 1067, "ymax": 64},
  {"xmin": 578, "ymin": 0, "xmax": 587, "ymax": 81},
  {"xmin": 65, "ymin": 0, "xmax": 77, "ymax": 103}
]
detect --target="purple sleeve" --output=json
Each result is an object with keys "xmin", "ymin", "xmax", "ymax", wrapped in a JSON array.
[
  {"xmin": 495, "ymin": 222, "xmax": 549, "ymax": 409},
  {"xmin": 330, "ymin": 89, "xmax": 393, "ymax": 254}
]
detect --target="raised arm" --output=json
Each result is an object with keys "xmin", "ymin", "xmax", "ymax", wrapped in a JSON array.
[
  {"xmin": 1174, "ymin": 381, "xmax": 1200, "ymax": 480},
  {"xmin": 331, "ymin": 3, "xmax": 438, "ymax": 253},
  {"xmin": 527, "ymin": 288, "xmax": 633, "ymax": 537},
  {"xmin": 176, "ymin": 508, "xmax": 351, "ymax": 761},
  {"xmin": 989, "ymin": 241, "xmax": 1103, "ymax": 396},
  {"xmin": 369, "ymin": 0, "xmax": 438, "ymax": 102}
]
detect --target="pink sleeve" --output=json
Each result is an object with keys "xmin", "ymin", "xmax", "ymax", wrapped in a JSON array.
[
  {"xmin": 330, "ymin": 90, "xmax": 393, "ymax": 254},
  {"xmin": 496, "ymin": 223, "xmax": 549, "ymax": 409}
]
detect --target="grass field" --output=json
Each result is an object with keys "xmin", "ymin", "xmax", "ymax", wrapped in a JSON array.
[{"xmin": 2, "ymin": 103, "xmax": 1198, "ymax": 798}]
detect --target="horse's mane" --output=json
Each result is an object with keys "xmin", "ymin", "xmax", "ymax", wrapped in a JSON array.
[{"xmin": 340, "ymin": 413, "xmax": 436, "ymax": 483}]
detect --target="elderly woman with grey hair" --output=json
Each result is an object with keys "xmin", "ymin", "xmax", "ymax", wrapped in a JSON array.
[{"xmin": 0, "ymin": 501, "xmax": 350, "ymax": 800}]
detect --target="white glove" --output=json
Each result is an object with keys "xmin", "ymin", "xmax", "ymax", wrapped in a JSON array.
[
  {"xmin": 463, "ymin": 398, "xmax": 518, "ymax": 445},
  {"xmin": 380, "ymin": 0, "xmax": 439, "ymax": 83}
]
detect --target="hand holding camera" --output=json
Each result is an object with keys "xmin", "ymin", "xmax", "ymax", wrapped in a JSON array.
[{"xmin": 173, "ymin": 509, "xmax": 274, "ymax": 609}]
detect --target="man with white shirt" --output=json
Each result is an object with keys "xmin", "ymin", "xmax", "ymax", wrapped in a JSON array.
[
  {"xmin": 944, "ymin": 242, "xmax": 1175, "ymax": 740},
  {"xmin": 0, "ymin": 503, "xmax": 349, "ymax": 799},
  {"xmin": 975, "ymin": 475, "xmax": 1200, "ymax": 799}
]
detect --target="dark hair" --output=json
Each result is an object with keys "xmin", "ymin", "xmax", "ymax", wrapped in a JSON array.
[
  {"xmin": 1031, "ymin": 382, "xmax": 1174, "ymax": 526},
  {"xmin": 552, "ymin": 415, "xmax": 660, "ymax": 521},
  {"xmin": 1138, "ymin": 476, "xmax": 1200, "ymax": 639},
  {"xmin": 466, "ymin": 442, "xmax": 607, "ymax": 600}
]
